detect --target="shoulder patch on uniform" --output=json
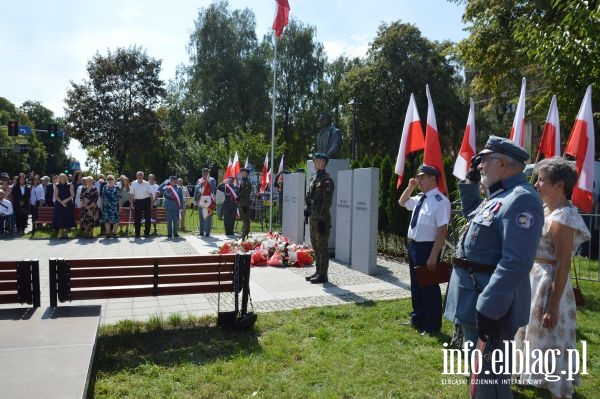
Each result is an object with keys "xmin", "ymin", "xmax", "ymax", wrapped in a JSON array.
[
  {"xmin": 435, "ymin": 194, "xmax": 443, "ymax": 201},
  {"xmin": 515, "ymin": 211, "xmax": 534, "ymax": 229}
]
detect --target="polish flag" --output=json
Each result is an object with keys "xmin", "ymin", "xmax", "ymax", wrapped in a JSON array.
[
  {"xmin": 423, "ymin": 84, "xmax": 447, "ymax": 194},
  {"xmin": 276, "ymin": 154, "xmax": 284, "ymax": 191},
  {"xmin": 272, "ymin": 0, "xmax": 290, "ymax": 38},
  {"xmin": 453, "ymin": 98, "xmax": 476, "ymax": 180},
  {"xmin": 233, "ymin": 151, "xmax": 241, "ymax": 181},
  {"xmin": 394, "ymin": 93, "xmax": 425, "ymax": 188},
  {"xmin": 509, "ymin": 77, "xmax": 526, "ymax": 147},
  {"xmin": 224, "ymin": 157, "xmax": 233, "ymax": 180},
  {"xmin": 564, "ymin": 85, "xmax": 595, "ymax": 213},
  {"xmin": 538, "ymin": 95, "xmax": 561, "ymax": 159},
  {"xmin": 244, "ymin": 157, "xmax": 249, "ymax": 169},
  {"xmin": 260, "ymin": 153, "xmax": 269, "ymax": 193},
  {"xmin": 277, "ymin": 154, "xmax": 284, "ymax": 175}
]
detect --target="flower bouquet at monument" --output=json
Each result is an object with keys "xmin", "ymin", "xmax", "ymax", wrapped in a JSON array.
[{"xmin": 214, "ymin": 232, "xmax": 314, "ymax": 267}]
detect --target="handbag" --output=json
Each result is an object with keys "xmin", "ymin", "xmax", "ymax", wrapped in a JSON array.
[{"xmin": 572, "ymin": 262, "xmax": 585, "ymax": 307}]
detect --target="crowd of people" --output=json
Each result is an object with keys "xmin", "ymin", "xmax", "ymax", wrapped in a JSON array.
[
  {"xmin": 401, "ymin": 137, "xmax": 589, "ymax": 399},
  {"xmin": 0, "ymin": 168, "xmax": 266, "ymax": 240}
]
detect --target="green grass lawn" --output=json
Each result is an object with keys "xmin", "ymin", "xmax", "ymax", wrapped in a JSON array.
[{"xmin": 88, "ymin": 279, "xmax": 599, "ymax": 399}]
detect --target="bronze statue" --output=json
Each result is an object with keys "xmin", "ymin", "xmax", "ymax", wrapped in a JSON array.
[{"xmin": 316, "ymin": 112, "xmax": 342, "ymax": 159}]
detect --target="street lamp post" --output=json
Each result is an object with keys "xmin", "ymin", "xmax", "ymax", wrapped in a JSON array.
[{"xmin": 348, "ymin": 97, "xmax": 362, "ymax": 161}]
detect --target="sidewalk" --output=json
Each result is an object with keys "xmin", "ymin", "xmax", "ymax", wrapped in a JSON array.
[
  {"xmin": 0, "ymin": 233, "xmax": 416, "ymax": 399},
  {"xmin": 0, "ymin": 233, "xmax": 414, "ymax": 323}
]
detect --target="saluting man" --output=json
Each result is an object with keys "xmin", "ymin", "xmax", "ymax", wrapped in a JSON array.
[
  {"xmin": 444, "ymin": 136, "xmax": 543, "ymax": 399},
  {"xmin": 399, "ymin": 164, "xmax": 450, "ymax": 336},
  {"xmin": 159, "ymin": 176, "xmax": 183, "ymax": 239},
  {"xmin": 305, "ymin": 152, "xmax": 335, "ymax": 284},
  {"xmin": 238, "ymin": 167, "xmax": 253, "ymax": 240}
]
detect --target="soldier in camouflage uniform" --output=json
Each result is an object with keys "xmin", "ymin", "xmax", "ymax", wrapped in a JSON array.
[
  {"xmin": 238, "ymin": 167, "xmax": 253, "ymax": 240},
  {"xmin": 305, "ymin": 152, "xmax": 335, "ymax": 284}
]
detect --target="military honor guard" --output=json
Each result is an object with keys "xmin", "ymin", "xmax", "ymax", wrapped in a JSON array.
[
  {"xmin": 304, "ymin": 153, "xmax": 335, "ymax": 284},
  {"xmin": 444, "ymin": 136, "xmax": 544, "ymax": 399}
]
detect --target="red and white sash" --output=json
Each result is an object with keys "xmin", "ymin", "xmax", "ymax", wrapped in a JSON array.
[{"xmin": 167, "ymin": 185, "xmax": 181, "ymax": 209}]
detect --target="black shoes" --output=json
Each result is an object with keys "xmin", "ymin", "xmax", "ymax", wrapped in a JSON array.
[
  {"xmin": 309, "ymin": 274, "xmax": 328, "ymax": 284},
  {"xmin": 305, "ymin": 272, "xmax": 318, "ymax": 281}
]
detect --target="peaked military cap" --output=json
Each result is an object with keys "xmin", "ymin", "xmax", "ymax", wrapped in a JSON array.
[
  {"xmin": 169, "ymin": 175, "xmax": 177, "ymax": 180},
  {"xmin": 313, "ymin": 152, "xmax": 329, "ymax": 161},
  {"xmin": 240, "ymin": 167, "xmax": 250, "ymax": 173},
  {"xmin": 416, "ymin": 164, "xmax": 440, "ymax": 177},
  {"xmin": 478, "ymin": 135, "xmax": 530, "ymax": 163}
]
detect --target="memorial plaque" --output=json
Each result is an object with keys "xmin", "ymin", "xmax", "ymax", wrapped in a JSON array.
[
  {"xmin": 335, "ymin": 170, "xmax": 353, "ymax": 264},
  {"xmin": 281, "ymin": 173, "xmax": 306, "ymax": 244},
  {"xmin": 351, "ymin": 168, "xmax": 379, "ymax": 275}
]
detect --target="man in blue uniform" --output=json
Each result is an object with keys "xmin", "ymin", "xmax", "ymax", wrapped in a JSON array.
[
  {"xmin": 159, "ymin": 176, "xmax": 183, "ymax": 239},
  {"xmin": 444, "ymin": 136, "xmax": 543, "ymax": 398},
  {"xmin": 399, "ymin": 164, "xmax": 451, "ymax": 336}
]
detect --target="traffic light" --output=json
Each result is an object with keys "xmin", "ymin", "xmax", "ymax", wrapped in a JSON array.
[
  {"xmin": 8, "ymin": 121, "xmax": 18, "ymax": 136},
  {"xmin": 63, "ymin": 160, "xmax": 70, "ymax": 174},
  {"xmin": 47, "ymin": 123, "xmax": 58, "ymax": 138}
]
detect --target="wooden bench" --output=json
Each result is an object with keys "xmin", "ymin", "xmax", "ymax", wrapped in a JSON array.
[
  {"xmin": 118, "ymin": 207, "xmax": 167, "ymax": 226},
  {"xmin": 48, "ymin": 253, "xmax": 255, "ymax": 327},
  {"xmin": 32, "ymin": 206, "xmax": 81, "ymax": 234},
  {"xmin": 0, "ymin": 260, "xmax": 41, "ymax": 307}
]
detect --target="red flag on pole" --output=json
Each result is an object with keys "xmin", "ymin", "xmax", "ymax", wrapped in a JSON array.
[
  {"xmin": 423, "ymin": 84, "xmax": 447, "ymax": 194},
  {"xmin": 233, "ymin": 151, "xmax": 241, "ymax": 181},
  {"xmin": 453, "ymin": 98, "xmax": 476, "ymax": 180},
  {"xmin": 564, "ymin": 85, "xmax": 595, "ymax": 213},
  {"xmin": 395, "ymin": 94, "xmax": 425, "ymax": 188},
  {"xmin": 538, "ymin": 95, "xmax": 561, "ymax": 159},
  {"xmin": 272, "ymin": 0, "xmax": 290, "ymax": 38},
  {"xmin": 224, "ymin": 157, "xmax": 233, "ymax": 180},
  {"xmin": 509, "ymin": 77, "xmax": 526, "ymax": 147},
  {"xmin": 260, "ymin": 153, "xmax": 269, "ymax": 193}
]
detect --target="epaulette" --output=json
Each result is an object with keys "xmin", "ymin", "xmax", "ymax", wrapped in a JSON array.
[{"xmin": 435, "ymin": 193, "xmax": 443, "ymax": 201}]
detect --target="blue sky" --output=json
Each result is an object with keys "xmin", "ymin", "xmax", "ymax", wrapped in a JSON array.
[{"xmin": 1, "ymin": 0, "xmax": 467, "ymax": 163}]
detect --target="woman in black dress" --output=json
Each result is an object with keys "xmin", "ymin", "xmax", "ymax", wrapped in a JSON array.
[{"xmin": 52, "ymin": 173, "xmax": 75, "ymax": 239}]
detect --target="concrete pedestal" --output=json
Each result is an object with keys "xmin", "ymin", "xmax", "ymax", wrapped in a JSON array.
[
  {"xmin": 281, "ymin": 172, "xmax": 306, "ymax": 244},
  {"xmin": 351, "ymin": 168, "xmax": 379, "ymax": 275},
  {"xmin": 335, "ymin": 170, "xmax": 353, "ymax": 264}
]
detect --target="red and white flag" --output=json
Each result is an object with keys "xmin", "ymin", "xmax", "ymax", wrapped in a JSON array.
[
  {"xmin": 199, "ymin": 178, "xmax": 215, "ymax": 219},
  {"xmin": 233, "ymin": 151, "xmax": 241, "ymax": 181},
  {"xmin": 394, "ymin": 93, "xmax": 425, "ymax": 188},
  {"xmin": 272, "ymin": 0, "xmax": 290, "ymax": 38},
  {"xmin": 453, "ymin": 98, "xmax": 477, "ymax": 180},
  {"xmin": 509, "ymin": 77, "xmax": 526, "ymax": 147},
  {"xmin": 423, "ymin": 84, "xmax": 447, "ymax": 194},
  {"xmin": 538, "ymin": 95, "xmax": 561, "ymax": 159},
  {"xmin": 564, "ymin": 85, "xmax": 595, "ymax": 213},
  {"xmin": 260, "ymin": 153, "xmax": 269, "ymax": 193},
  {"xmin": 277, "ymin": 154, "xmax": 284, "ymax": 175},
  {"xmin": 224, "ymin": 157, "xmax": 233, "ymax": 180}
]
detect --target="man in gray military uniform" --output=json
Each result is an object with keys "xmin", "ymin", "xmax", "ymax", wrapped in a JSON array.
[
  {"xmin": 444, "ymin": 136, "xmax": 543, "ymax": 399},
  {"xmin": 316, "ymin": 112, "xmax": 342, "ymax": 159}
]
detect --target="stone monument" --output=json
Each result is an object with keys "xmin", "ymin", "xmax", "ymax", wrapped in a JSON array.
[
  {"xmin": 351, "ymin": 168, "xmax": 379, "ymax": 275},
  {"xmin": 334, "ymin": 170, "xmax": 353, "ymax": 264},
  {"xmin": 281, "ymin": 172, "xmax": 306, "ymax": 245}
]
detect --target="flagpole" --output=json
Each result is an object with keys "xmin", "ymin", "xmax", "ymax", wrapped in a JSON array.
[{"xmin": 269, "ymin": 35, "xmax": 277, "ymax": 232}]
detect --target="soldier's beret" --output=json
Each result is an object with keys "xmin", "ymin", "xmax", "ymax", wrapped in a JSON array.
[
  {"xmin": 240, "ymin": 167, "xmax": 250, "ymax": 173},
  {"xmin": 313, "ymin": 152, "xmax": 330, "ymax": 161},
  {"xmin": 416, "ymin": 164, "xmax": 440, "ymax": 177},
  {"xmin": 478, "ymin": 135, "xmax": 530, "ymax": 163}
]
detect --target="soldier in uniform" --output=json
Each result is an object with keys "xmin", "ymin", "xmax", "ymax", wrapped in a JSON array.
[
  {"xmin": 444, "ymin": 136, "xmax": 544, "ymax": 399},
  {"xmin": 304, "ymin": 152, "xmax": 335, "ymax": 284},
  {"xmin": 316, "ymin": 112, "xmax": 342, "ymax": 159},
  {"xmin": 399, "ymin": 164, "xmax": 451, "ymax": 336},
  {"xmin": 238, "ymin": 167, "xmax": 253, "ymax": 240}
]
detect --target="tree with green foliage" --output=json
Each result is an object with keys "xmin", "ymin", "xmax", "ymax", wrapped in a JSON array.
[
  {"xmin": 378, "ymin": 155, "xmax": 392, "ymax": 233},
  {"xmin": 184, "ymin": 1, "xmax": 269, "ymax": 151},
  {"xmin": 339, "ymin": 22, "xmax": 464, "ymax": 160},
  {"xmin": 64, "ymin": 46, "xmax": 165, "ymax": 175}
]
